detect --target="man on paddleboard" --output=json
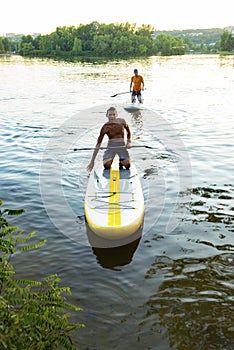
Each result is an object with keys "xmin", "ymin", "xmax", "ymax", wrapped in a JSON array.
[
  {"xmin": 87, "ymin": 107, "xmax": 131, "ymax": 172},
  {"xmin": 130, "ymin": 68, "xmax": 144, "ymax": 103}
]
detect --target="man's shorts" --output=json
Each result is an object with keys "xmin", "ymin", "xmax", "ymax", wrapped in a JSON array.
[
  {"xmin": 132, "ymin": 90, "xmax": 141, "ymax": 96},
  {"xmin": 103, "ymin": 141, "xmax": 129, "ymax": 161}
]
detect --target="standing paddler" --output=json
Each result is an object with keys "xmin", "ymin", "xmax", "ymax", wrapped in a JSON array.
[{"xmin": 130, "ymin": 68, "xmax": 144, "ymax": 103}]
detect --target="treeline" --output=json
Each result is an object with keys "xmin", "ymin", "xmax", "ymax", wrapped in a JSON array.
[
  {"xmin": 0, "ymin": 22, "xmax": 185, "ymax": 58},
  {"xmin": 157, "ymin": 27, "xmax": 234, "ymax": 53},
  {"xmin": 17, "ymin": 22, "xmax": 187, "ymax": 58},
  {"xmin": 1, "ymin": 22, "xmax": 234, "ymax": 58}
]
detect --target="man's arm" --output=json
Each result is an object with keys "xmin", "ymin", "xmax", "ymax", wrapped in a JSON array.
[
  {"xmin": 124, "ymin": 122, "xmax": 131, "ymax": 148},
  {"xmin": 87, "ymin": 127, "xmax": 105, "ymax": 171},
  {"xmin": 130, "ymin": 77, "xmax": 133, "ymax": 91}
]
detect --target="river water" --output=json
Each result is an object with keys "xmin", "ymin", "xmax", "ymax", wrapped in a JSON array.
[{"xmin": 0, "ymin": 54, "xmax": 233, "ymax": 349}]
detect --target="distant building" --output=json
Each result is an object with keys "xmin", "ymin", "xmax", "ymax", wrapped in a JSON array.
[{"xmin": 2, "ymin": 33, "xmax": 40, "ymax": 39}]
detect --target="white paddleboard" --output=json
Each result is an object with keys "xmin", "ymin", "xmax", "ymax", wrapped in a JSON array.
[
  {"xmin": 123, "ymin": 103, "xmax": 144, "ymax": 113},
  {"xmin": 84, "ymin": 155, "xmax": 144, "ymax": 239}
]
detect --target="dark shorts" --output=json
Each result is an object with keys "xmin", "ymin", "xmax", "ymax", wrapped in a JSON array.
[
  {"xmin": 103, "ymin": 141, "xmax": 129, "ymax": 161},
  {"xmin": 132, "ymin": 90, "xmax": 141, "ymax": 96}
]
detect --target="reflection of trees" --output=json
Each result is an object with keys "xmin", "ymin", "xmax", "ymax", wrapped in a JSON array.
[
  {"xmin": 140, "ymin": 254, "xmax": 234, "ymax": 350},
  {"xmin": 181, "ymin": 185, "xmax": 234, "ymax": 233}
]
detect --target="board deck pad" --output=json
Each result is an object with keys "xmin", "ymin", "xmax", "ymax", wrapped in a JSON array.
[{"xmin": 84, "ymin": 156, "xmax": 144, "ymax": 239}]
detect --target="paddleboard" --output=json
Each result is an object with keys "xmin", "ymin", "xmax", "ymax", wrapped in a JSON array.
[
  {"xmin": 84, "ymin": 155, "xmax": 144, "ymax": 239},
  {"xmin": 123, "ymin": 103, "xmax": 144, "ymax": 113}
]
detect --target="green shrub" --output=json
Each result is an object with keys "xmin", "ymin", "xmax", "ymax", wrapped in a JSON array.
[{"xmin": 0, "ymin": 199, "xmax": 84, "ymax": 350}]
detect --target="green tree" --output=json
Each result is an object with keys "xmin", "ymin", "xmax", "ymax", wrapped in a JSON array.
[
  {"xmin": 2, "ymin": 37, "xmax": 11, "ymax": 52},
  {"xmin": 40, "ymin": 32, "xmax": 59, "ymax": 54},
  {"xmin": 183, "ymin": 36, "xmax": 197, "ymax": 52},
  {"xmin": 136, "ymin": 24, "xmax": 155, "ymax": 55},
  {"xmin": 19, "ymin": 35, "xmax": 36, "ymax": 56},
  {"xmin": 56, "ymin": 26, "xmax": 75, "ymax": 51},
  {"xmin": 0, "ymin": 199, "xmax": 84, "ymax": 349},
  {"xmin": 92, "ymin": 33, "xmax": 113, "ymax": 55},
  {"xmin": 32, "ymin": 34, "xmax": 42, "ymax": 50},
  {"xmin": 220, "ymin": 30, "xmax": 234, "ymax": 52},
  {"xmin": 112, "ymin": 34, "xmax": 133, "ymax": 56},
  {"xmin": 20, "ymin": 42, "xmax": 35, "ymax": 56},
  {"xmin": 76, "ymin": 21, "xmax": 99, "ymax": 52},
  {"xmin": 154, "ymin": 33, "xmax": 185, "ymax": 55},
  {"xmin": 0, "ymin": 37, "xmax": 4, "ymax": 53},
  {"xmin": 72, "ymin": 37, "xmax": 82, "ymax": 55},
  {"xmin": 199, "ymin": 41, "xmax": 209, "ymax": 53}
]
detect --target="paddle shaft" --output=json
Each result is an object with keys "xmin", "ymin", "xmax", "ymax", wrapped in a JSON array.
[
  {"xmin": 111, "ymin": 88, "xmax": 146, "ymax": 98},
  {"xmin": 110, "ymin": 91, "xmax": 130, "ymax": 97},
  {"xmin": 74, "ymin": 145, "xmax": 156, "ymax": 151}
]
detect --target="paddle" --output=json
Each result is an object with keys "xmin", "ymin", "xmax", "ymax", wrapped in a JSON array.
[
  {"xmin": 110, "ymin": 91, "xmax": 130, "ymax": 98},
  {"xmin": 74, "ymin": 145, "xmax": 163, "ymax": 151},
  {"xmin": 111, "ymin": 88, "xmax": 146, "ymax": 98}
]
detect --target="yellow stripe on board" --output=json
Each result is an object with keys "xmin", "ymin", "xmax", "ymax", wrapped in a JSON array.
[{"xmin": 108, "ymin": 169, "xmax": 121, "ymax": 226}]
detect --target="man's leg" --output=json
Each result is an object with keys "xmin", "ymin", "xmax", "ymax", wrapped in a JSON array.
[
  {"xmin": 121, "ymin": 159, "xmax": 130, "ymax": 169},
  {"xmin": 103, "ymin": 158, "xmax": 113, "ymax": 169},
  {"xmin": 131, "ymin": 91, "xmax": 136, "ymax": 103},
  {"xmin": 137, "ymin": 91, "xmax": 142, "ymax": 103}
]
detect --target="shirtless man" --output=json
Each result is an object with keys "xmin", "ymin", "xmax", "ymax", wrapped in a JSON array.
[{"xmin": 87, "ymin": 107, "xmax": 131, "ymax": 172}]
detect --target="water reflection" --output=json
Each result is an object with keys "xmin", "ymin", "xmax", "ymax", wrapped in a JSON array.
[
  {"xmin": 91, "ymin": 237, "xmax": 141, "ymax": 270},
  {"xmin": 133, "ymin": 183, "xmax": 234, "ymax": 348},
  {"xmin": 141, "ymin": 254, "xmax": 234, "ymax": 350},
  {"xmin": 86, "ymin": 224, "xmax": 142, "ymax": 269},
  {"xmin": 188, "ymin": 185, "xmax": 234, "ymax": 233},
  {"xmin": 131, "ymin": 110, "xmax": 144, "ymax": 138}
]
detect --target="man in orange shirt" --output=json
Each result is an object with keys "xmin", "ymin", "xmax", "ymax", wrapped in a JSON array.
[{"xmin": 130, "ymin": 68, "xmax": 144, "ymax": 103}]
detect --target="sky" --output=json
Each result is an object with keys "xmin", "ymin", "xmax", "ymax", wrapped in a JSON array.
[{"xmin": 1, "ymin": 0, "xmax": 233, "ymax": 35}]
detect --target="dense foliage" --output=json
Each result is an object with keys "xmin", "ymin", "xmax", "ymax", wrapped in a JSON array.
[
  {"xmin": 219, "ymin": 30, "xmax": 234, "ymax": 52},
  {"xmin": 1, "ymin": 23, "xmax": 233, "ymax": 58},
  {"xmin": 0, "ymin": 199, "xmax": 84, "ymax": 350},
  {"xmin": 18, "ymin": 22, "xmax": 156, "ymax": 58},
  {"xmin": 156, "ymin": 28, "xmax": 234, "ymax": 53},
  {"xmin": 1, "ymin": 22, "xmax": 186, "ymax": 58}
]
